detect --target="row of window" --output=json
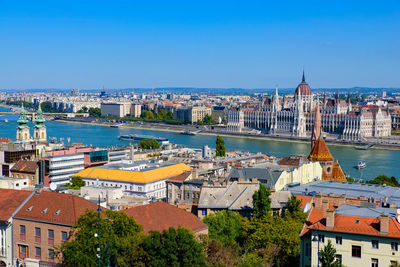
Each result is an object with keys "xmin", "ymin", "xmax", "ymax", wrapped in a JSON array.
[
  {"xmin": 11, "ymin": 173, "xmax": 34, "ymax": 180},
  {"xmin": 20, "ymin": 225, "xmax": 68, "ymax": 243},
  {"xmin": 318, "ymin": 234, "xmax": 399, "ymax": 252},
  {"xmin": 86, "ymin": 181, "xmax": 144, "ymax": 191},
  {"xmin": 19, "ymin": 244, "xmax": 54, "ymax": 261}
]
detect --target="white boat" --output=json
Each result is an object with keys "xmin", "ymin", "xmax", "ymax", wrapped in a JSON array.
[{"xmin": 357, "ymin": 160, "xmax": 366, "ymax": 169}]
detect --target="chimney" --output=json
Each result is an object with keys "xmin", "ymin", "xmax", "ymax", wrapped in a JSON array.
[
  {"xmin": 380, "ymin": 214, "xmax": 389, "ymax": 234},
  {"xmin": 326, "ymin": 209, "xmax": 335, "ymax": 228},
  {"xmin": 322, "ymin": 199, "xmax": 329, "ymax": 218}
]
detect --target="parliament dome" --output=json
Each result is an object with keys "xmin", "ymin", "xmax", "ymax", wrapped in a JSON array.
[{"xmin": 295, "ymin": 72, "xmax": 312, "ymax": 96}]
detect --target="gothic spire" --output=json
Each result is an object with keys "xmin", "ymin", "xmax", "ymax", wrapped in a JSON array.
[{"xmin": 302, "ymin": 70, "xmax": 305, "ymax": 83}]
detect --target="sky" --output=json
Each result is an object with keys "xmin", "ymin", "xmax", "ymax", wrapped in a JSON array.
[{"xmin": 0, "ymin": 0, "xmax": 399, "ymax": 89}]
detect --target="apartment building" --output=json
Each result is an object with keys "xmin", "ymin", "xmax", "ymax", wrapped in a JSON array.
[
  {"xmin": 300, "ymin": 201, "xmax": 400, "ymax": 267},
  {"xmin": 101, "ymin": 102, "xmax": 131, "ymax": 117},
  {"xmin": 13, "ymin": 191, "xmax": 98, "ymax": 266},
  {"xmin": 189, "ymin": 106, "xmax": 212, "ymax": 124}
]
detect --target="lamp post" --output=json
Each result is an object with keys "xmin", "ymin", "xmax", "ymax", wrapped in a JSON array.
[{"xmin": 97, "ymin": 195, "xmax": 102, "ymax": 267}]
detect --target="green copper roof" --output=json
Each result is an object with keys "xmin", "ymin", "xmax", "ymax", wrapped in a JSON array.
[
  {"xmin": 17, "ymin": 103, "xmax": 29, "ymax": 124},
  {"xmin": 35, "ymin": 103, "xmax": 46, "ymax": 124}
]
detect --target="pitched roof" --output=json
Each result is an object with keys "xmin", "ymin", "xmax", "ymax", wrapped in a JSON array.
[
  {"xmin": 228, "ymin": 167, "xmax": 282, "ymax": 188},
  {"xmin": 307, "ymin": 137, "xmax": 334, "ymax": 162},
  {"xmin": 167, "ymin": 171, "xmax": 191, "ymax": 183},
  {"xmin": 123, "ymin": 201, "xmax": 208, "ymax": 233},
  {"xmin": 198, "ymin": 181, "xmax": 259, "ymax": 210},
  {"xmin": 294, "ymin": 195, "xmax": 313, "ymax": 210},
  {"xmin": 73, "ymin": 163, "xmax": 191, "ymax": 184},
  {"xmin": 0, "ymin": 189, "xmax": 32, "ymax": 221},
  {"xmin": 0, "ymin": 138, "xmax": 12, "ymax": 143},
  {"xmin": 14, "ymin": 191, "xmax": 98, "ymax": 226},
  {"xmin": 301, "ymin": 206, "xmax": 400, "ymax": 239},
  {"xmin": 10, "ymin": 160, "xmax": 38, "ymax": 174}
]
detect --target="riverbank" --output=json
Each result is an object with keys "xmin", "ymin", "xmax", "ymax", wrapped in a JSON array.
[{"xmin": 56, "ymin": 119, "xmax": 400, "ymax": 151}]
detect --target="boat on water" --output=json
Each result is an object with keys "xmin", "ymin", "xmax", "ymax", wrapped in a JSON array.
[
  {"xmin": 180, "ymin": 130, "xmax": 199, "ymax": 136},
  {"xmin": 354, "ymin": 144, "xmax": 373, "ymax": 150},
  {"xmin": 357, "ymin": 160, "xmax": 366, "ymax": 169},
  {"xmin": 118, "ymin": 134, "xmax": 169, "ymax": 145},
  {"xmin": 110, "ymin": 124, "xmax": 121, "ymax": 128}
]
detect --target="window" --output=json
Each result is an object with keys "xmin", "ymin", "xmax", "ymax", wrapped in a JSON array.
[
  {"xmin": 48, "ymin": 249, "xmax": 55, "ymax": 260},
  {"xmin": 48, "ymin": 229, "xmax": 54, "ymax": 245},
  {"xmin": 352, "ymin": 245, "xmax": 361, "ymax": 258},
  {"xmin": 35, "ymin": 247, "xmax": 41, "ymax": 259},
  {"xmin": 372, "ymin": 240, "xmax": 379, "ymax": 249},
  {"xmin": 19, "ymin": 245, "xmax": 28, "ymax": 259},
  {"xmin": 20, "ymin": 225, "xmax": 26, "ymax": 241},
  {"xmin": 318, "ymin": 234, "xmax": 325, "ymax": 243},
  {"xmin": 202, "ymin": 209, "xmax": 207, "ymax": 216},
  {"xmin": 35, "ymin": 227, "xmax": 41, "ymax": 243},
  {"xmin": 392, "ymin": 242, "xmax": 398, "ymax": 251},
  {"xmin": 62, "ymin": 231, "xmax": 68, "ymax": 241},
  {"xmin": 335, "ymin": 254, "xmax": 342, "ymax": 265},
  {"xmin": 371, "ymin": 258, "xmax": 378, "ymax": 267},
  {"xmin": 336, "ymin": 236, "xmax": 342, "ymax": 245}
]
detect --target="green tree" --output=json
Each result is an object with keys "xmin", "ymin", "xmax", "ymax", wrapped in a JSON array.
[
  {"xmin": 77, "ymin": 106, "xmax": 88, "ymax": 113},
  {"xmin": 201, "ymin": 236, "xmax": 239, "ymax": 267},
  {"xmin": 287, "ymin": 195, "xmax": 302, "ymax": 214},
  {"xmin": 67, "ymin": 176, "xmax": 86, "ymax": 190},
  {"xmin": 140, "ymin": 110, "xmax": 148, "ymax": 119},
  {"xmin": 203, "ymin": 210, "xmax": 246, "ymax": 245},
  {"xmin": 88, "ymin": 107, "xmax": 101, "ymax": 117},
  {"xmin": 141, "ymin": 227, "xmax": 206, "ymax": 267},
  {"xmin": 59, "ymin": 209, "xmax": 145, "ymax": 266},
  {"xmin": 166, "ymin": 110, "xmax": 174, "ymax": 119},
  {"xmin": 242, "ymin": 214, "xmax": 305, "ymax": 266},
  {"xmin": 146, "ymin": 111, "xmax": 155, "ymax": 120},
  {"xmin": 239, "ymin": 252, "xmax": 265, "ymax": 267},
  {"xmin": 157, "ymin": 109, "xmax": 167, "ymax": 119},
  {"xmin": 366, "ymin": 175, "xmax": 400, "ymax": 187},
  {"xmin": 346, "ymin": 177, "xmax": 356, "ymax": 183},
  {"xmin": 139, "ymin": 139, "xmax": 161, "ymax": 150},
  {"xmin": 319, "ymin": 240, "xmax": 341, "ymax": 267},
  {"xmin": 203, "ymin": 114, "xmax": 215, "ymax": 125},
  {"xmin": 216, "ymin": 135, "xmax": 226, "ymax": 157},
  {"xmin": 252, "ymin": 183, "xmax": 271, "ymax": 218}
]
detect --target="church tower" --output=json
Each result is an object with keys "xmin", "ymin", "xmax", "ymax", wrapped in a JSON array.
[
  {"xmin": 34, "ymin": 103, "xmax": 47, "ymax": 142},
  {"xmin": 16, "ymin": 104, "xmax": 31, "ymax": 142}
]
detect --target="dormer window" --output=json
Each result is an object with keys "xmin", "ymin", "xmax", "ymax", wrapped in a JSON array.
[
  {"xmin": 42, "ymin": 208, "xmax": 48, "ymax": 214},
  {"xmin": 26, "ymin": 206, "xmax": 33, "ymax": 211},
  {"xmin": 54, "ymin": 210, "xmax": 61, "ymax": 215}
]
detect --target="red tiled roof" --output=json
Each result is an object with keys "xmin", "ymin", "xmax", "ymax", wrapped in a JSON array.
[
  {"xmin": 0, "ymin": 189, "xmax": 32, "ymax": 221},
  {"xmin": 0, "ymin": 138, "xmax": 12, "ymax": 143},
  {"xmin": 14, "ymin": 191, "xmax": 98, "ymax": 226},
  {"xmin": 10, "ymin": 160, "xmax": 38, "ymax": 174},
  {"xmin": 123, "ymin": 201, "xmax": 208, "ymax": 233},
  {"xmin": 167, "ymin": 171, "xmax": 191, "ymax": 183},
  {"xmin": 301, "ymin": 208, "xmax": 400, "ymax": 238},
  {"xmin": 294, "ymin": 195, "xmax": 313, "ymax": 210}
]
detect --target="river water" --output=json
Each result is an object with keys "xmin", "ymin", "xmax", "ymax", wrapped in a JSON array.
[{"xmin": 0, "ymin": 106, "xmax": 398, "ymax": 180}]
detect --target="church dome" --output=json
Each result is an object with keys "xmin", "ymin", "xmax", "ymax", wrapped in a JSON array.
[{"xmin": 295, "ymin": 72, "xmax": 312, "ymax": 96}]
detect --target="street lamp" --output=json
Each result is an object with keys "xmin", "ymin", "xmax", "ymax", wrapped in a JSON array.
[{"xmin": 97, "ymin": 195, "xmax": 102, "ymax": 267}]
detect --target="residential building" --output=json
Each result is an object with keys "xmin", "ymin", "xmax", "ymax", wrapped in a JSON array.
[
  {"xmin": 198, "ymin": 180, "xmax": 259, "ymax": 218},
  {"xmin": 0, "ymin": 189, "xmax": 33, "ymax": 267},
  {"xmin": 73, "ymin": 161, "xmax": 191, "ymax": 201},
  {"xmin": 123, "ymin": 201, "xmax": 208, "ymax": 236},
  {"xmin": 166, "ymin": 172, "xmax": 203, "ymax": 209},
  {"xmin": 101, "ymin": 102, "xmax": 131, "ymax": 117},
  {"xmin": 10, "ymin": 160, "xmax": 39, "ymax": 186},
  {"xmin": 130, "ymin": 103, "xmax": 142, "ymax": 118},
  {"xmin": 300, "ymin": 203, "xmax": 400, "ymax": 267},
  {"xmin": 189, "ymin": 106, "xmax": 212, "ymax": 123},
  {"xmin": 13, "ymin": 191, "xmax": 98, "ymax": 266}
]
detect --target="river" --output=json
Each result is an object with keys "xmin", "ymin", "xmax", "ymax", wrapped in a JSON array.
[{"xmin": 0, "ymin": 106, "xmax": 398, "ymax": 180}]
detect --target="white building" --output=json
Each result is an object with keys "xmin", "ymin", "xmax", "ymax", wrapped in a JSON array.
[
  {"xmin": 46, "ymin": 153, "xmax": 85, "ymax": 187},
  {"xmin": 101, "ymin": 102, "xmax": 131, "ymax": 117}
]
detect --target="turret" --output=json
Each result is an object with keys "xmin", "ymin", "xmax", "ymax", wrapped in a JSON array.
[
  {"xmin": 16, "ymin": 103, "xmax": 31, "ymax": 142},
  {"xmin": 34, "ymin": 103, "xmax": 47, "ymax": 142}
]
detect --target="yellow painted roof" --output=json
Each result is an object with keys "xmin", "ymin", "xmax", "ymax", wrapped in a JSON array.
[{"xmin": 73, "ymin": 163, "xmax": 191, "ymax": 184}]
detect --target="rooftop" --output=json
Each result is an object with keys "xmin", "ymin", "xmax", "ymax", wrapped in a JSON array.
[
  {"xmin": 10, "ymin": 160, "xmax": 38, "ymax": 174},
  {"xmin": 0, "ymin": 189, "xmax": 32, "ymax": 221},
  {"xmin": 123, "ymin": 201, "xmax": 208, "ymax": 233}
]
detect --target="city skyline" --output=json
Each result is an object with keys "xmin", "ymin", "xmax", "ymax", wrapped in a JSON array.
[{"xmin": 0, "ymin": 0, "xmax": 399, "ymax": 89}]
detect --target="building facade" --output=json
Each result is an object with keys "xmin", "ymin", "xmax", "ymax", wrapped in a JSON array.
[{"xmin": 227, "ymin": 74, "xmax": 391, "ymax": 141}]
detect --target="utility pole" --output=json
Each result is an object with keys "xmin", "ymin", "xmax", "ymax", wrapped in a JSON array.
[{"xmin": 97, "ymin": 195, "xmax": 102, "ymax": 267}]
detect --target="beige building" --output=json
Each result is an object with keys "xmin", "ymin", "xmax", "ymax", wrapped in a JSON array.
[
  {"xmin": 300, "ymin": 201, "xmax": 400, "ymax": 267},
  {"xmin": 189, "ymin": 106, "xmax": 212, "ymax": 123},
  {"xmin": 130, "ymin": 103, "xmax": 142, "ymax": 118}
]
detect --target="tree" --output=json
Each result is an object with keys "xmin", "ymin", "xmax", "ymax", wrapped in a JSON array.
[
  {"xmin": 146, "ymin": 111, "xmax": 155, "ymax": 120},
  {"xmin": 203, "ymin": 210, "xmax": 246, "ymax": 245},
  {"xmin": 201, "ymin": 236, "xmax": 240, "ymax": 267},
  {"xmin": 203, "ymin": 114, "xmax": 215, "ymax": 125},
  {"xmin": 366, "ymin": 175, "xmax": 400, "ymax": 187},
  {"xmin": 157, "ymin": 109, "xmax": 167, "ymax": 120},
  {"xmin": 67, "ymin": 176, "xmax": 86, "ymax": 190},
  {"xmin": 252, "ymin": 183, "xmax": 271, "ymax": 218},
  {"xmin": 287, "ymin": 195, "xmax": 302, "ymax": 214},
  {"xmin": 139, "ymin": 139, "xmax": 161, "ymax": 150},
  {"xmin": 77, "ymin": 106, "xmax": 88, "ymax": 113},
  {"xmin": 140, "ymin": 110, "xmax": 148, "ymax": 119},
  {"xmin": 166, "ymin": 110, "xmax": 174, "ymax": 120},
  {"xmin": 59, "ymin": 209, "xmax": 145, "ymax": 266},
  {"xmin": 216, "ymin": 135, "xmax": 226, "ymax": 157},
  {"xmin": 319, "ymin": 240, "xmax": 341, "ymax": 267},
  {"xmin": 88, "ymin": 107, "xmax": 101, "ymax": 117},
  {"xmin": 141, "ymin": 227, "xmax": 206, "ymax": 267}
]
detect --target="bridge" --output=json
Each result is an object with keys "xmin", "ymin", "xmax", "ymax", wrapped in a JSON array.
[{"xmin": 0, "ymin": 112, "xmax": 89, "ymax": 118}]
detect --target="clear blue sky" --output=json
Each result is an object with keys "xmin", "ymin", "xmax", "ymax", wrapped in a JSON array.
[{"xmin": 0, "ymin": 0, "xmax": 399, "ymax": 89}]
